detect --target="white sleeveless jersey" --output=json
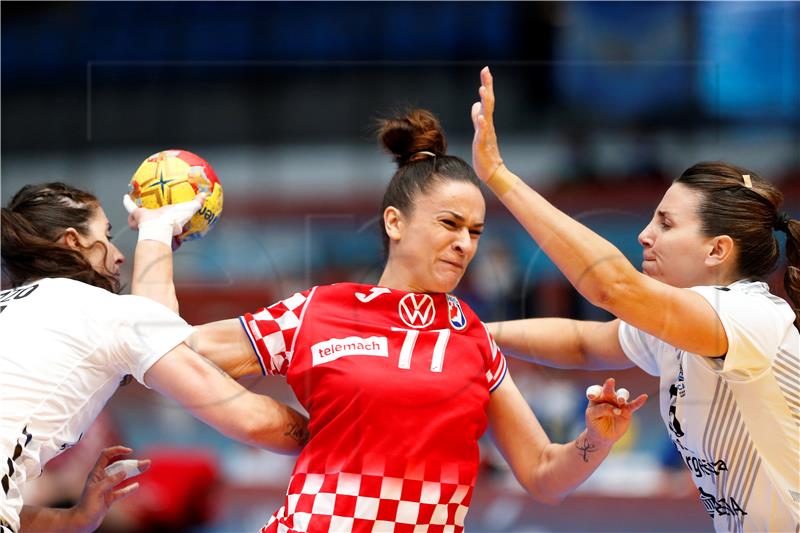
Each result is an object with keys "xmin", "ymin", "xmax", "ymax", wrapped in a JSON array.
[
  {"xmin": 0, "ymin": 278, "xmax": 194, "ymax": 532},
  {"xmin": 619, "ymin": 280, "xmax": 799, "ymax": 533}
]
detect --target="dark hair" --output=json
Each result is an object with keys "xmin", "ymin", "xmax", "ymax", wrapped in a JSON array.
[
  {"xmin": 377, "ymin": 109, "xmax": 481, "ymax": 256},
  {"xmin": 1, "ymin": 182, "xmax": 118, "ymax": 292},
  {"xmin": 676, "ymin": 162, "xmax": 799, "ymax": 328}
]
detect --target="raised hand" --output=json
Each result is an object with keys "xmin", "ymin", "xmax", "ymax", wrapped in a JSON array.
[
  {"xmin": 471, "ymin": 66, "xmax": 504, "ymax": 183},
  {"xmin": 584, "ymin": 378, "xmax": 647, "ymax": 446},
  {"xmin": 123, "ymin": 192, "xmax": 206, "ymax": 234},
  {"xmin": 73, "ymin": 446, "xmax": 150, "ymax": 533},
  {"xmin": 123, "ymin": 192, "xmax": 206, "ymax": 249}
]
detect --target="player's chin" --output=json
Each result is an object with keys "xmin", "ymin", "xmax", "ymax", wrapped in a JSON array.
[{"xmin": 432, "ymin": 270, "xmax": 464, "ymax": 294}]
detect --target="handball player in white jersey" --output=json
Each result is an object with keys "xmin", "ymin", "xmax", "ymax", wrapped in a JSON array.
[
  {"xmin": 0, "ymin": 183, "xmax": 308, "ymax": 533},
  {"xmin": 188, "ymin": 109, "xmax": 647, "ymax": 532},
  {"xmin": 473, "ymin": 67, "xmax": 799, "ymax": 532}
]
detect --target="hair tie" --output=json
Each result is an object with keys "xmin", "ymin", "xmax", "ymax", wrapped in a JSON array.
[
  {"xmin": 774, "ymin": 211, "xmax": 791, "ymax": 232},
  {"xmin": 403, "ymin": 150, "xmax": 437, "ymax": 164},
  {"xmin": 742, "ymin": 174, "xmax": 753, "ymax": 188}
]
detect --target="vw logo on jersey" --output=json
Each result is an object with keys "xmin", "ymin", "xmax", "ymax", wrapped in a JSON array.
[
  {"xmin": 398, "ymin": 293, "xmax": 435, "ymax": 328},
  {"xmin": 446, "ymin": 294, "xmax": 467, "ymax": 330}
]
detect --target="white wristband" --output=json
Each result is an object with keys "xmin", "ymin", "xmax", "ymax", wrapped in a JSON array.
[{"xmin": 137, "ymin": 219, "xmax": 174, "ymax": 246}]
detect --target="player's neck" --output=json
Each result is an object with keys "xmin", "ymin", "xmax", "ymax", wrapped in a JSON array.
[{"xmin": 378, "ymin": 264, "xmax": 423, "ymax": 294}]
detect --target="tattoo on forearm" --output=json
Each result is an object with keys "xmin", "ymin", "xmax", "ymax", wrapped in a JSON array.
[
  {"xmin": 285, "ymin": 422, "xmax": 310, "ymax": 445},
  {"xmin": 575, "ymin": 438, "xmax": 597, "ymax": 463}
]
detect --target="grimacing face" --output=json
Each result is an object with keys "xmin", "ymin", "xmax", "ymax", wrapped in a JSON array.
[
  {"xmin": 384, "ymin": 179, "xmax": 485, "ymax": 294},
  {"xmin": 638, "ymin": 182, "xmax": 725, "ymax": 288}
]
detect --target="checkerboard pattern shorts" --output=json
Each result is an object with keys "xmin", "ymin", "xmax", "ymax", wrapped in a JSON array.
[{"xmin": 261, "ymin": 457, "xmax": 476, "ymax": 533}]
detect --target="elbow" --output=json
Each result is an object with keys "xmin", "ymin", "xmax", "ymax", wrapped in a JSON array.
[
  {"xmin": 530, "ymin": 491, "xmax": 565, "ymax": 507},
  {"xmin": 524, "ymin": 464, "xmax": 568, "ymax": 506},
  {"xmin": 241, "ymin": 403, "xmax": 307, "ymax": 455},
  {"xmin": 524, "ymin": 481, "xmax": 567, "ymax": 506},
  {"xmin": 583, "ymin": 259, "xmax": 640, "ymax": 313},
  {"xmin": 239, "ymin": 414, "xmax": 280, "ymax": 450}
]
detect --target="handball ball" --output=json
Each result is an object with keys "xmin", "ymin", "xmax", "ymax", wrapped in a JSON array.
[{"xmin": 129, "ymin": 149, "xmax": 223, "ymax": 242}]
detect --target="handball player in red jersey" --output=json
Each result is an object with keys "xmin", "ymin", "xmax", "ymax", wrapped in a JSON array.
[{"xmin": 190, "ymin": 110, "xmax": 648, "ymax": 532}]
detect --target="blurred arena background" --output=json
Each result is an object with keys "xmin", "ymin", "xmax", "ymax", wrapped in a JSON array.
[{"xmin": 2, "ymin": 2, "xmax": 798, "ymax": 532}]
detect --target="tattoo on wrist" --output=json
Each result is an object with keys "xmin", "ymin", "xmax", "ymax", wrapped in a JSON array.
[
  {"xmin": 575, "ymin": 438, "xmax": 597, "ymax": 463},
  {"xmin": 285, "ymin": 422, "xmax": 309, "ymax": 445}
]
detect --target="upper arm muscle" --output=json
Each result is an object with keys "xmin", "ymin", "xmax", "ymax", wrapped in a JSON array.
[
  {"xmin": 577, "ymin": 320, "xmax": 634, "ymax": 370},
  {"xmin": 611, "ymin": 275, "xmax": 727, "ymax": 357},
  {"xmin": 188, "ymin": 318, "xmax": 263, "ymax": 378}
]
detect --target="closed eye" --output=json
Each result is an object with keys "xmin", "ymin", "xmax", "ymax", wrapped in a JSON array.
[{"xmin": 440, "ymin": 218, "xmax": 483, "ymax": 236}]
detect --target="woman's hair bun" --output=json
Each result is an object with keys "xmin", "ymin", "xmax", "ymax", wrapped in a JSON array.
[{"xmin": 377, "ymin": 109, "xmax": 447, "ymax": 165}]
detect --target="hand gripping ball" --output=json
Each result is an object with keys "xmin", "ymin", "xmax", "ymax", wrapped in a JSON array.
[{"xmin": 128, "ymin": 149, "xmax": 223, "ymax": 242}]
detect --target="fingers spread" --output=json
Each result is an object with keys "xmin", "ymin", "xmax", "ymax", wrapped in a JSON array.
[
  {"xmin": 627, "ymin": 393, "xmax": 649, "ymax": 413},
  {"xmin": 585, "ymin": 384, "xmax": 603, "ymax": 400},
  {"xmin": 94, "ymin": 446, "xmax": 132, "ymax": 470},
  {"xmin": 94, "ymin": 469, "xmax": 127, "ymax": 491},
  {"xmin": 587, "ymin": 402, "xmax": 621, "ymax": 419},
  {"xmin": 109, "ymin": 482, "xmax": 140, "ymax": 504},
  {"xmin": 616, "ymin": 387, "xmax": 630, "ymax": 404},
  {"xmin": 601, "ymin": 377, "xmax": 616, "ymax": 398},
  {"xmin": 588, "ymin": 380, "xmax": 640, "ymax": 408}
]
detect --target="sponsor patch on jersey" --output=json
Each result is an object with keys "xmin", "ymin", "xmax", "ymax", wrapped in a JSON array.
[
  {"xmin": 446, "ymin": 294, "xmax": 467, "ymax": 330},
  {"xmin": 398, "ymin": 293, "xmax": 435, "ymax": 328},
  {"xmin": 311, "ymin": 336, "xmax": 388, "ymax": 366}
]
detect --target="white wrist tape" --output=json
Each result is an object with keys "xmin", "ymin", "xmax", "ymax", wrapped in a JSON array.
[
  {"xmin": 105, "ymin": 459, "xmax": 145, "ymax": 481},
  {"xmin": 137, "ymin": 219, "xmax": 174, "ymax": 246}
]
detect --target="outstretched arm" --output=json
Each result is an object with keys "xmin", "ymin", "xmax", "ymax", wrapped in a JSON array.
[
  {"xmin": 488, "ymin": 375, "xmax": 646, "ymax": 504},
  {"xmin": 124, "ymin": 195, "xmax": 264, "ymax": 379},
  {"xmin": 471, "ymin": 67, "xmax": 727, "ymax": 358},
  {"xmin": 144, "ymin": 342, "xmax": 307, "ymax": 453},
  {"xmin": 20, "ymin": 446, "xmax": 148, "ymax": 533},
  {"xmin": 125, "ymin": 193, "xmax": 205, "ymax": 313},
  {"xmin": 486, "ymin": 318, "xmax": 634, "ymax": 370}
]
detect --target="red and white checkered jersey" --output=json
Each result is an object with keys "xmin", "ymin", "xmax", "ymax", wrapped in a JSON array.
[{"xmin": 240, "ymin": 283, "xmax": 507, "ymax": 532}]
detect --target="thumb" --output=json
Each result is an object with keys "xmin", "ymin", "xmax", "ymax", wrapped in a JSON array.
[
  {"xmin": 471, "ymin": 102, "xmax": 482, "ymax": 129},
  {"xmin": 123, "ymin": 194, "xmax": 139, "ymax": 215}
]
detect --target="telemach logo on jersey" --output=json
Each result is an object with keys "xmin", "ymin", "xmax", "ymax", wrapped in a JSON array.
[
  {"xmin": 398, "ymin": 293, "xmax": 435, "ymax": 328},
  {"xmin": 311, "ymin": 336, "xmax": 388, "ymax": 366}
]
